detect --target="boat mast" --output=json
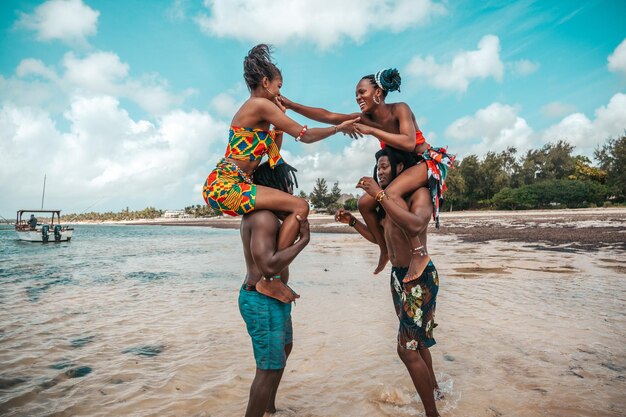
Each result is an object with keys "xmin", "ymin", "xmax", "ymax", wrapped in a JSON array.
[{"xmin": 41, "ymin": 174, "xmax": 46, "ymax": 209}]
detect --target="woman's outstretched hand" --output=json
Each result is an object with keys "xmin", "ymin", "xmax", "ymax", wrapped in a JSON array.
[
  {"xmin": 337, "ymin": 117, "xmax": 363, "ymax": 140},
  {"xmin": 274, "ymin": 96, "xmax": 287, "ymax": 113},
  {"xmin": 353, "ymin": 122, "xmax": 374, "ymax": 136},
  {"xmin": 276, "ymin": 95, "xmax": 293, "ymax": 110}
]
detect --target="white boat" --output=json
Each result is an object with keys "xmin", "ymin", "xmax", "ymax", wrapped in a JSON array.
[{"xmin": 15, "ymin": 210, "xmax": 74, "ymax": 242}]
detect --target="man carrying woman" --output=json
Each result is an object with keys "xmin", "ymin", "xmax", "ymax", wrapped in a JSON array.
[
  {"xmin": 336, "ymin": 147, "xmax": 442, "ymax": 417},
  {"xmin": 202, "ymin": 44, "xmax": 360, "ymax": 299},
  {"xmin": 280, "ymin": 68, "xmax": 454, "ymax": 283}
]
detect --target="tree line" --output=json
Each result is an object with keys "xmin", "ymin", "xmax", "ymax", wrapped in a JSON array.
[
  {"xmin": 294, "ymin": 134, "xmax": 625, "ymax": 213},
  {"xmin": 64, "ymin": 207, "xmax": 163, "ymax": 222},
  {"xmin": 443, "ymin": 135, "xmax": 625, "ymax": 210}
]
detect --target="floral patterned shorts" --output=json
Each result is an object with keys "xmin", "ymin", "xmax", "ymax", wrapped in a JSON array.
[{"xmin": 391, "ymin": 262, "xmax": 439, "ymax": 350}]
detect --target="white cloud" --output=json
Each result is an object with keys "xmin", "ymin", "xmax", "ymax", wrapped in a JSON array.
[
  {"xmin": 63, "ymin": 51, "xmax": 129, "ymax": 93},
  {"xmin": 282, "ymin": 138, "xmax": 381, "ymax": 195},
  {"xmin": 195, "ymin": 0, "xmax": 446, "ymax": 49},
  {"xmin": 405, "ymin": 35, "xmax": 504, "ymax": 92},
  {"xmin": 445, "ymin": 102, "xmax": 534, "ymax": 155},
  {"xmin": 541, "ymin": 102, "xmax": 577, "ymax": 119},
  {"xmin": 542, "ymin": 92, "xmax": 626, "ymax": 154},
  {"xmin": 16, "ymin": 0, "xmax": 99, "ymax": 46},
  {"xmin": 509, "ymin": 59, "xmax": 540, "ymax": 76},
  {"xmin": 166, "ymin": 0, "xmax": 189, "ymax": 22},
  {"xmin": 4, "ymin": 52, "xmax": 194, "ymax": 117},
  {"xmin": 211, "ymin": 92, "xmax": 244, "ymax": 119},
  {"xmin": 16, "ymin": 59, "xmax": 59, "ymax": 81},
  {"xmin": 608, "ymin": 38, "xmax": 626, "ymax": 75},
  {"xmin": 445, "ymin": 93, "xmax": 626, "ymax": 159},
  {"xmin": 0, "ymin": 98, "xmax": 227, "ymax": 214}
]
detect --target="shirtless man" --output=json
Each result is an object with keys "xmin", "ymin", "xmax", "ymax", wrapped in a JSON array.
[
  {"xmin": 336, "ymin": 147, "xmax": 441, "ymax": 417},
  {"xmin": 239, "ymin": 161, "xmax": 309, "ymax": 417}
]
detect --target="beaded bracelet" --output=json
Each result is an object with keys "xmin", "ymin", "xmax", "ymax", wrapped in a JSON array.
[
  {"xmin": 295, "ymin": 125, "xmax": 308, "ymax": 142},
  {"xmin": 375, "ymin": 190, "xmax": 386, "ymax": 202}
]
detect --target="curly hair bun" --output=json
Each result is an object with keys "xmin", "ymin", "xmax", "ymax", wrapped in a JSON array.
[
  {"xmin": 243, "ymin": 44, "xmax": 280, "ymax": 91},
  {"xmin": 377, "ymin": 68, "xmax": 401, "ymax": 93}
]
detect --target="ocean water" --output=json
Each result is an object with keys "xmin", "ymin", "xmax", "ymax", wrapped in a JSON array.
[{"xmin": 0, "ymin": 224, "xmax": 625, "ymax": 417}]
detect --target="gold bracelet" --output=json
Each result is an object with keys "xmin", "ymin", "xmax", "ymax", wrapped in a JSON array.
[{"xmin": 375, "ymin": 190, "xmax": 386, "ymax": 202}]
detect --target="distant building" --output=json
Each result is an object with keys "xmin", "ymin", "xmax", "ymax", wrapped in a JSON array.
[
  {"xmin": 163, "ymin": 209, "xmax": 190, "ymax": 218},
  {"xmin": 337, "ymin": 193, "xmax": 356, "ymax": 205}
]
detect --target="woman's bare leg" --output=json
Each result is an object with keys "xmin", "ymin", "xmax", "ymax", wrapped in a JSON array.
[
  {"xmin": 358, "ymin": 193, "xmax": 388, "ymax": 274},
  {"xmin": 384, "ymin": 164, "xmax": 432, "ymax": 282},
  {"xmin": 253, "ymin": 186, "xmax": 309, "ymax": 300}
]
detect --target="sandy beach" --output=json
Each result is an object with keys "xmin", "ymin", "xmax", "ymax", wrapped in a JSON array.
[
  {"xmin": 129, "ymin": 207, "xmax": 626, "ymax": 250},
  {"xmin": 1, "ymin": 208, "xmax": 625, "ymax": 416}
]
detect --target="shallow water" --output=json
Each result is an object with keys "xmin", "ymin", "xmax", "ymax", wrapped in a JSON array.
[{"xmin": 0, "ymin": 225, "xmax": 625, "ymax": 416}]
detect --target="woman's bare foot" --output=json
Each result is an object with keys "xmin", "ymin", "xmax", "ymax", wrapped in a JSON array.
[
  {"xmin": 403, "ymin": 245, "xmax": 431, "ymax": 283},
  {"xmin": 373, "ymin": 247, "xmax": 389, "ymax": 274},
  {"xmin": 256, "ymin": 278, "xmax": 300, "ymax": 303}
]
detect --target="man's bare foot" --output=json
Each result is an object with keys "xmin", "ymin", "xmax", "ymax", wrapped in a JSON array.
[
  {"xmin": 403, "ymin": 254, "xmax": 431, "ymax": 283},
  {"xmin": 373, "ymin": 248, "xmax": 389, "ymax": 274},
  {"xmin": 256, "ymin": 279, "xmax": 300, "ymax": 303},
  {"xmin": 434, "ymin": 387, "xmax": 445, "ymax": 400}
]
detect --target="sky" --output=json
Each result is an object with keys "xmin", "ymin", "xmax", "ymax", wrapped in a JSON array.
[{"xmin": 1, "ymin": 0, "xmax": 625, "ymax": 218}]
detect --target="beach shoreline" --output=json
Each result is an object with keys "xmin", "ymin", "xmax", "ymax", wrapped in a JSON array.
[{"xmin": 72, "ymin": 207, "xmax": 626, "ymax": 249}]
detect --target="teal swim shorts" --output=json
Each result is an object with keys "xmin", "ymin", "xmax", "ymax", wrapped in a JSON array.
[{"xmin": 239, "ymin": 285, "xmax": 293, "ymax": 370}]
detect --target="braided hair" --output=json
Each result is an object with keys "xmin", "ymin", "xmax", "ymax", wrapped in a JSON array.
[
  {"xmin": 362, "ymin": 68, "xmax": 401, "ymax": 97},
  {"xmin": 243, "ymin": 44, "xmax": 282, "ymax": 91},
  {"xmin": 253, "ymin": 161, "xmax": 299, "ymax": 194}
]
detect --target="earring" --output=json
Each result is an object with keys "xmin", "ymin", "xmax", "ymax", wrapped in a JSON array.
[{"xmin": 373, "ymin": 96, "xmax": 380, "ymax": 105}]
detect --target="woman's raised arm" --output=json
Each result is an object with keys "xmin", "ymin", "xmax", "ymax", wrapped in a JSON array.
[{"xmin": 279, "ymin": 96, "xmax": 361, "ymax": 125}]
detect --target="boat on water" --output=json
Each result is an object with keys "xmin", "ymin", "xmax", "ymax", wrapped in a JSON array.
[{"xmin": 15, "ymin": 210, "xmax": 74, "ymax": 242}]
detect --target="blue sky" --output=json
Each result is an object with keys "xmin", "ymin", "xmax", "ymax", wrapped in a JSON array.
[{"xmin": 1, "ymin": 0, "xmax": 625, "ymax": 217}]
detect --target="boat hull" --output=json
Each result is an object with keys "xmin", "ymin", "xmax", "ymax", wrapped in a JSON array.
[{"xmin": 16, "ymin": 229, "xmax": 73, "ymax": 242}]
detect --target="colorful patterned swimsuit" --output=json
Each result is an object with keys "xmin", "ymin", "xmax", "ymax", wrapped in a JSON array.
[
  {"xmin": 202, "ymin": 126, "xmax": 284, "ymax": 216},
  {"xmin": 380, "ymin": 130, "xmax": 455, "ymax": 228}
]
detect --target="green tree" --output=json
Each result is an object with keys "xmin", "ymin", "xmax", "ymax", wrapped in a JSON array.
[
  {"xmin": 541, "ymin": 140, "xmax": 576, "ymax": 180},
  {"xmin": 477, "ymin": 148, "xmax": 517, "ymax": 200},
  {"xmin": 458, "ymin": 155, "xmax": 481, "ymax": 206},
  {"xmin": 441, "ymin": 166, "xmax": 467, "ymax": 211},
  {"xmin": 516, "ymin": 149, "xmax": 545, "ymax": 185},
  {"xmin": 595, "ymin": 134, "xmax": 626, "ymax": 201},
  {"xmin": 491, "ymin": 186, "xmax": 538, "ymax": 210},
  {"xmin": 298, "ymin": 190, "xmax": 308, "ymax": 199},
  {"xmin": 491, "ymin": 179, "xmax": 608, "ymax": 209},
  {"xmin": 310, "ymin": 178, "xmax": 329, "ymax": 209},
  {"xmin": 329, "ymin": 181, "xmax": 341, "ymax": 206},
  {"xmin": 568, "ymin": 156, "xmax": 607, "ymax": 183},
  {"xmin": 343, "ymin": 198, "xmax": 358, "ymax": 211}
]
